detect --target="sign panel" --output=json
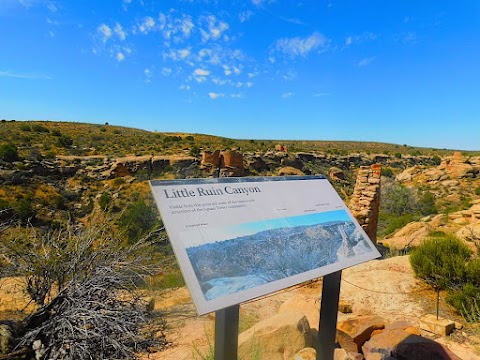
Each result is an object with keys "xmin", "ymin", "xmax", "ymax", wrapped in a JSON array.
[{"xmin": 150, "ymin": 176, "xmax": 380, "ymax": 315}]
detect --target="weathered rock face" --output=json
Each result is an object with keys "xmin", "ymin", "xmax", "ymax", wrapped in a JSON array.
[
  {"xmin": 278, "ymin": 166, "xmax": 305, "ymax": 176},
  {"xmin": 349, "ymin": 164, "xmax": 381, "ymax": 243},
  {"xmin": 381, "ymin": 221, "xmax": 434, "ymax": 250},
  {"xmin": 336, "ymin": 315, "xmax": 386, "ymax": 353},
  {"xmin": 238, "ymin": 311, "xmax": 311, "ymax": 360}
]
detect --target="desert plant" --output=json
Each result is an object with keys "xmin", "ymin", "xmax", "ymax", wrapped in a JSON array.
[
  {"xmin": 118, "ymin": 197, "xmax": 161, "ymax": 243},
  {"xmin": 0, "ymin": 143, "xmax": 19, "ymax": 162},
  {"xmin": 0, "ymin": 223, "xmax": 168, "ymax": 358},
  {"xmin": 410, "ymin": 232, "xmax": 472, "ymax": 318}
]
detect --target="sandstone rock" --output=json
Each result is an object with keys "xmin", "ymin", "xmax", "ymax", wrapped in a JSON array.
[
  {"xmin": 278, "ymin": 166, "xmax": 305, "ymax": 176},
  {"xmin": 293, "ymin": 347, "xmax": 316, "ymax": 360},
  {"xmin": 395, "ymin": 166, "xmax": 422, "ymax": 182},
  {"xmin": 329, "ymin": 167, "xmax": 346, "ymax": 181},
  {"xmin": 385, "ymin": 321, "xmax": 420, "ymax": 336},
  {"xmin": 238, "ymin": 311, "xmax": 312, "ymax": 360},
  {"xmin": 362, "ymin": 329, "xmax": 411, "ymax": 360},
  {"xmin": 279, "ymin": 295, "xmax": 320, "ymax": 331},
  {"xmin": 419, "ymin": 314, "xmax": 455, "ymax": 336},
  {"xmin": 382, "ymin": 221, "xmax": 433, "ymax": 250},
  {"xmin": 337, "ymin": 315, "xmax": 385, "ymax": 353}
]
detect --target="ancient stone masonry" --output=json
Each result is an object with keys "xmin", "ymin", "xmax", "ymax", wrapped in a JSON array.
[
  {"xmin": 200, "ymin": 149, "xmax": 244, "ymax": 177},
  {"xmin": 349, "ymin": 164, "xmax": 381, "ymax": 243}
]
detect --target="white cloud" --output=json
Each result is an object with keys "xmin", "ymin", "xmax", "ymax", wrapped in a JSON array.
[
  {"xmin": 144, "ymin": 68, "xmax": 153, "ymax": 82},
  {"xmin": 344, "ymin": 32, "xmax": 376, "ymax": 47},
  {"xmin": 116, "ymin": 52, "xmax": 125, "ymax": 61},
  {"xmin": 281, "ymin": 70, "xmax": 296, "ymax": 81},
  {"xmin": 139, "ymin": 16, "xmax": 155, "ymax": 34},
  {"xmin": 400, "ymin": 31, "xmax": 418, "ymax": 44},
  {"xmin": 158, "ymin": 13, "xmax": 194, "ymax": 43},
  {"xmin": 223, "ymin": 65, "xmax": 232, "ymax": 75},
  {"xmin": 357, "ymin": 57, "xmax": 375, "ymax": 67},
  {"xmin": 230, "ymin": 93, "xmax": 244, "ymax": 98},
  {"xmin": 313, "ymin": 92, "xmax": 330, "ymax": 97},
  {"xmin": 47, "ymin": 2, "xmax": 57, "ymax": 12},
  {"xmin": 114, "ymin": 23, "xmax": 126, "ymax": 41},
  {"xmin": 246, "ymin": 82, "xmax": 253, "ymax": 87},
  {"xmin": 274, "ymin": 32, "xmax": 328, "ymax": 58},
  {"xmin": 194, "ymin": 68, "xmax": 210, "ymax": 76},
  {"xmin": 200, "ymin": 15, "xmax": 229, "ymax": 42},
  {"xmin": 252, "ymin": 0, "xmax": 275, "ymax": 5},
  {"xmin": 179, "ymin": 84, "xmax": 191, "ymax": 91},
  {"xmin": 233, "ymin": 66, "xmax": 241, "ymax": 75},
  {"xmin": 281, "ymin": 92, "xmax": 294, "ymax": 98},
  {"xmin": 209, "ymin": 92, "xmax": 224, "ymax": 99},
  {"xmin": 97, "ymin": 24, "xmax": 112, "ymax": 43},
  {"xmin": 162, "ymin": 67, "xmax": 172, "ymax": 76},
  {"xmin": 239, "ymin": 10, "xmax": 254, "ymax": 23},
  {"xmin": 178, "ymin": 49, "xmax": 190, "ymax": 58},
  {"xmin": 0, "ymin": 70, "xmax": 51, "ymax": 79}
]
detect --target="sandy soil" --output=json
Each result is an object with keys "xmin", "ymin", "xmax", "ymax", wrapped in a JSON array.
[{"xmin": 141, "ymin": 256, "xmax": 480, "ymax": 360}]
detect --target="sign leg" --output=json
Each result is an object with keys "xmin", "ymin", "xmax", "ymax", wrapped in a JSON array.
[
  {"xmin": 317, "ymin": 270, "xmax": 342, "ymax": 360},
  {"xmin": 214, "ymin": 304, "xmax": 240, "ymax": 360}
]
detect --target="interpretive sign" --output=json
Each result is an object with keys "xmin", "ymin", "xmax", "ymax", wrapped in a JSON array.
[{"xmin": 150, "ymin": 176, "xmax": 380, "ymax": 315}]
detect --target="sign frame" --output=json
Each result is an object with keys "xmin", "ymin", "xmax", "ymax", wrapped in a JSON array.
[{"xmin": 150, "ymin": 175, "xmax": 380, "ymax": 315}]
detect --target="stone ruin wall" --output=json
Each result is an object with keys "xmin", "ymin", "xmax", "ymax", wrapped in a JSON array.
[
  {"xmin": 201, "ymin": 149, "xmax": 244, "ymax": 177},
  {"xmin": 349, "ymin": 164, "xmax": 381, "ymax": 243}
]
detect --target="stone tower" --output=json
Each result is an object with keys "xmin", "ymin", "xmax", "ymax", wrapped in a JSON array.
[{"xmin": 349, "ymin": 164, "xmax": 381, "ymax": 244}]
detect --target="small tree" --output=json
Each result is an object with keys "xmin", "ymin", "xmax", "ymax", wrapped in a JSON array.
[{"xmin": 410, "ymin": 232, "xmax": 471, "ymax": 318}]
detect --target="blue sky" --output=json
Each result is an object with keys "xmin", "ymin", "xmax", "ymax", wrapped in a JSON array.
[{"xmin": 1, "ymin": 0, "xmax": 479, "ymax": 150}]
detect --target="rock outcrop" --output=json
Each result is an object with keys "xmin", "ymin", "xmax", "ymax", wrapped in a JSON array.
[{"xmin": 238, "ymin": 311, "xmax": 312, "ymax": 360}]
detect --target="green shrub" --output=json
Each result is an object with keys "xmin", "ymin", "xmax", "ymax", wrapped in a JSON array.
[
  {"xmin": 417, "ymin": 191, "xmax": 438, "ymax": 216},
  {"xmin": 119, "ymin": 198, "xmax": 161, "ymax": 243},
  {"xmin": 32, "ymin": 124, "xmax": 50, "ymax": 133},
  {"xmin": 432, "ymin": 155, "xmax": 441, "ymax": 165},
  {"xmin": 98, "ymin": 192, "xmax": 112, "ymax": 210},
  {"xmin": 20, "ymin": 124, "xmax": 32, "ymax": 132},
  {"xmin": 475, "ymin": 186, "xmax": 480, "ymax": 196},
  {"xmin": 380, "ymin": 167, "xmax": 394, "ymax": 178},
  {"xmin": 410, "ymin": 233, "xmax": 471, "ymax": 290},
  {"xmin": 0, "ymin": 143, "xmax": 19, "ymax": 162},
  {"xmin": 56, "ymin": 135, "xmax": 73, "ymax": 148}
]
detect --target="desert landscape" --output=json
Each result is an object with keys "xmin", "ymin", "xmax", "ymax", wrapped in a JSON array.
[{"xmin": 1, "ymin": 120, "xmax": 480, "ymax": 359}]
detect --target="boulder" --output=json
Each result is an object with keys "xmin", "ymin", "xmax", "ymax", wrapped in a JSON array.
[
  {"xmin": 362, "ymin": 328, "xmax": 461, "ymax": 360},
  {"xmin": 238, "ymin": 311, "xmax": 312, "ymax": 360},
  {"xmin": 279, "ymin": 295, "xmax": 320, "ymax": 331},
  {"xmin": 329, "ymin": 167, "xmax": 346, "ymax": 181},
  {"xmin": 336, "ymin": 315, "xmax": 385, "ymax": 353},
  {"xmin": 278, "ymin": 167, "xmax": 305, "ymax": 176},
  {"xmin": 293, "ymin": 347, "xmax": 316, "ymax": 360},
  {"xmin": 382, "ymin": 221, "xmax": 433, "ymax": 250},
  {"xmin": 395, "ymin": 166, "xmax": 422, "ymax": 182},
  {"xmin": 392, "ymin": 335, "xmax": 462, "ymax": 360}
]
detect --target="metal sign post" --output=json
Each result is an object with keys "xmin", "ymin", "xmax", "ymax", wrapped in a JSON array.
[
  {"xmin": 214, "ymin": 304, "xmax": 240, "ymax": 360},
  {"xmin": 317, "ymin": 270, "xmax": 342, "ymax": 360}
]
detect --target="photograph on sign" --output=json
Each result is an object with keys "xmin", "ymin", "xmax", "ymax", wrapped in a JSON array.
[{"xmin": 150, "ymin": 176, "xmax": 380, "ymax": 314}]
